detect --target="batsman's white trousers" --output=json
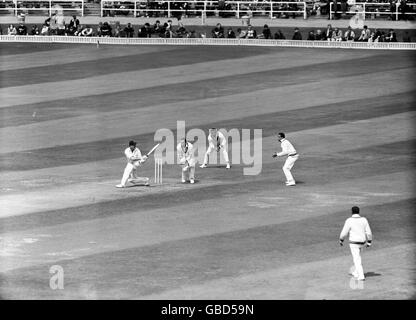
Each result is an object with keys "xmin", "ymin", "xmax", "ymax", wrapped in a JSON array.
[
  {"xmin": 203, "ymin": 145, "xmax": 229, "ymax": 165},
  {"xmin": 282, "ymin": 154, "xmax": 299, "ymax": 183},
  {"xmin": 182, "ymin": 166, "xmax": 195, "ymax": 181},
  {"xmin": 350, "ymin": 243, "xmax": 365, "ymax": 280},
  {"xmin": 120, "ymin": 162, "xmax": 140, "ymax": 186}
]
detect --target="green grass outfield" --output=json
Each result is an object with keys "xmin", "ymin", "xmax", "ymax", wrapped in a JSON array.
[{"xmin": 0, "ymin": 43, "xmax": 415, "ymax": 299}]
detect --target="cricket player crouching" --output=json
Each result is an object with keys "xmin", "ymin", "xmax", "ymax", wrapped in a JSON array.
[
  {"xmin": 177, "ymin": 138, "xmax": 196, "ymax": 184},
  {"xmin": 116, "ymin": 140, "xmax": 149, "ymax": 188},
  {"xmin": 200, "ymin": 128, "xmax": 231, "ymax": 169}
]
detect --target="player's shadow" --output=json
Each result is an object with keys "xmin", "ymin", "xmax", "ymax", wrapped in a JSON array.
[{"xmin": 364, "ymin": 272, "xmax": 382, "ymax": 278}]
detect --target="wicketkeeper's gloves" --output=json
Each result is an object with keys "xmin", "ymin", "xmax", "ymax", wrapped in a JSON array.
[
  {"xmin": 339, "ymin": 239, "xmax": 344, "ymax": 246},
  {"xmin": 366, "ymin": 241, "xmax": 372, "ymax": 248},
  {"xmin": 272, "ymin": 153, "xmax": 277, "ymax": 158}
]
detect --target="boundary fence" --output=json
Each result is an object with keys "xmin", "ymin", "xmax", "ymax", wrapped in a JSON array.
[{"xmin": 1, "ymin": 35, "xmax": 415, "ymax": 49}]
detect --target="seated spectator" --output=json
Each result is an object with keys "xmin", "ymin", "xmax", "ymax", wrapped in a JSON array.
[
  {"xmin": 344, "ymin": 26, "xmax": 355, "ymax": 41},
  {"xmin": 101, "ymin": 22, "xmax": 112, "ymax": 37},
  {"xmin": 385, "ymin": 29, "xmax": 397, "ymax": 42},
  {"xmin": 324, "ymin": 24, "xmax": 332, "ymax": 41},
  {"xmin": 16, "ymin": 23, "xmax": 28, "ymax": 35},
  {"xmin": 315, "ymin": 29, "xmax": 323, "ymax": 40},
  {"xmin": 292, "ymin": 27, "xmax": 302, "ymax": 40},
  {"xmin": 124, "ymin": 23, "xmax": 134, "ymax": 38},
  {"xmin": 7, "ymin": 24, "xmax": 17, "ymax": 35},
  {"xmin": 81, "ymin": 25, "xmax": 93, "ymax": 37},
  {"xmin": 187, "ymin": 30, "xmax": 197, "ymax": 38},
  {"xmin": 331, "ymin": 27, "xmax": 343, "ymax": 41},
  {"xmin": 274, "ymin": 29, "xmax": 286, "ymax": 40},
  {"xmin": 402, "ymin": 31, "xmax": 411, "ymax": 42},
  {"xmin": 226, "ymin": 28, "xmax": 236, "ymax": 38},
  {"xmin": 212, "ymin": 23, "xmax": 224, "ymax": 38},
  {"xmin": 373, "ymin": 29, "xmax": 382, "ymax": 42},
  {"xmin": 176, "ymin": 22, "xmax": 187, "ymax": 38},
  {"xmin": 30, "ymin": 25, "xmax": 39, "ymax": 36},
  {"xmin": 368, "ymin": 32, "xmax": 379, "ymax": 43},
  {"xmin": 236, "ymin": 28, "xmax": 247, "ymax": 39},
  {"xmin": 358, "ymin": 25, "xmax": 371, "ymax": 41},
  {"xmin": 74, "ymin": 24, "xmax": 83, "ymax": 36},
  {"xmin": 245, "ymin": 25, "xmax": 257, "ymax": 39},
  {"xmin": 66, "ymin": 22, "xmax": 76, "ymax": 36},
  {"xmin": 113, "ymin": 22, "xmax": 122, "ymax": 38},
  {"xmin": 164, "ymin": 20, "xmax": 174, "ymax": 38},
  {"xmin": 40, "ymin": 24, "xmax": 49, "ymax": 36},
  {"xmin": 69, "ymin": 15, "xmax": 80, "ymax": 29},
  {"xmin": 379, "ymin": 31, "xmax": 387, "ymax": 42},
  {"xmin": 153, "ymin": 20, "xmax": 165, "ymax": 37},
  {"xmin": 96, "ymin": 22, "xmax": 103, "ymax": 37},
  {"xmin": 307, "ymin": 30, "xmax": 316, "ymax": 41},
  {"xmin": 138, "ymin": 23, "xmax": 152, "ymax": 38},
  {"xmin": 262, "ymin": 24, "xmax": 272, "ymax": 39}
]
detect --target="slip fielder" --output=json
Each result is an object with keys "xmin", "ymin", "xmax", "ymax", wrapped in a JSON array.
[
  {"xmin": 116, "ymin": 140, "xmax": 149, "ymax": 188},
  {"xmin": 339, "ymin": 206, "xmax": 373, "ymax": 281},
  {"xmin": 200, "ymin": 128, "xmax": 231, "ymax": 169},
  {"xmin": 272, "ymin": 132, "xmax": 299, "ymax": 186},
  {"xmin": 177, "ymin": 138, "xmax": 196, "ymax": 184}
]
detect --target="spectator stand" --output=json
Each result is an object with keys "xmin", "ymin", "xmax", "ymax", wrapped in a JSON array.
[
  {"xmin": 329, "ymin": 1, "xmax": 416, "ymax": 21},
  {"xmin": 100, "ymin": 1, "xmax": 308, "ymax": 20},
  {"xmin": 0, "ymin": 0, "xmax": 85, "ymax": 17}
]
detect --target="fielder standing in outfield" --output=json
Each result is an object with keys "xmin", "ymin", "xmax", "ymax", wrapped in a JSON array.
[
  {"xmin": 272, "ymin": 132, "xmax": 299, "ymax": 186},
  {"xmin": 200, "ymin": 128, "xmax": 231, "ymax": 169},
  {"xmin": 177, "ymin": 138, "xmax": 196, "ymax": 184},
  {"xmin": 339, "ymin": 206, "xmax": 373, "ymax": 281},
  {"xmin": 116, "ymin": 140, "xmax": 149, "ymax": 188}
]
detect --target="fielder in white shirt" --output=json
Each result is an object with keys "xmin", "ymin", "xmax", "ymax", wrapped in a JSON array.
[
  {"xmin": 272, "ymin": 132, "xmax": 299, "ymax": 186},
  {"xmin": 177, "ymin": 138, "xmax": 196, "ymax": 184},
  {"xmin": 339, "ymin": 206, "xmax": 373, "ymax": 281},
  {"xmin": 200, "ymin": 128, "xmax": 231, "ymax": 169},
  {"xmin": 116, "ymin": 140, "xmax": 149, "ymax": 188}
]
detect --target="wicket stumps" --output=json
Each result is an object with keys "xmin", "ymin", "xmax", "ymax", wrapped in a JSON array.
[{"xmin": 154, "ymin": 158, "xmax": 163, "ymax": 184}]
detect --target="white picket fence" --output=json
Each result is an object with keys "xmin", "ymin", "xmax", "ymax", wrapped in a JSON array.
[{"xmin": 1, "ymin": 35, "xmax": 415, "ymax": 49}]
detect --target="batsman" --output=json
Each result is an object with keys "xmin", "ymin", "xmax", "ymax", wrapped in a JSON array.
[
  {"xmin": 116, "ymin": 140, "xmax": 160, "ymax": 188},
  {"xmin": 177, "ymin": 138, "xmax": 196, "ymax": 184}
]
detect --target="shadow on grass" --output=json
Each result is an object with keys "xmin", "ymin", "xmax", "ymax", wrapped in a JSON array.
[{"xmin": 365, "ymin": 272, "xmax": 382, "ymax": 278}]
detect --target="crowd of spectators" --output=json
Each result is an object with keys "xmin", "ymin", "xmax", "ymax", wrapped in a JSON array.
[
  {"xmin": 307, "ymin": 0, "xmax": 416, "ymax": 20},
  {"xmin": 210, "ymin": 22, "xmax": 408, "ymax": 41},
  {"xmin": 99, "ymin": 0, "xmax": 415, "ymax": 21},
  {"xmin": 5, "ymin": 17, "xmax": 411, "ymax": 42},
  {"xmin": 2, "ymin": 11, "xmax": 412, "ymax": 42}
]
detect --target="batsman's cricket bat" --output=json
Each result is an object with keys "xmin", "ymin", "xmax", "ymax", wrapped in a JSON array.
[{"xmin": 146, "ymin": 143, "xmax": 161, "ymax": 157}]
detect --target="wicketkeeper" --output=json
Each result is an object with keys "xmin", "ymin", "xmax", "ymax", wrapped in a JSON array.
[
  {"xmin": 116, "ymin": 140, "xmax": 149, "ymax": 188},
  {"xmin": 177, "ymin": 138, "xmax": 196, "ymax": 184}
]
